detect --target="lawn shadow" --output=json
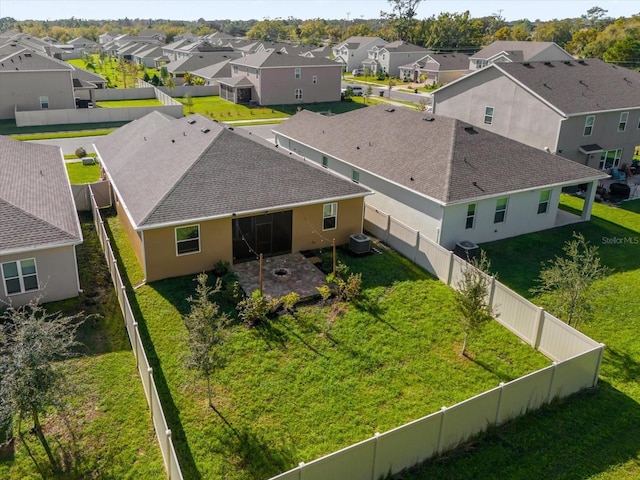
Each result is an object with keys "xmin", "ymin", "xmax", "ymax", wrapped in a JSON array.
[
  {"xmin": 397, "ymin": 381, "xmax": 640, "ymax": 479},
  {"xmin": 103, "ymin": 222, "xmax": 203, "ymax": 480},
  {"xmin": 605, "ymin": 347, "xmax": 640, "ymax": 384},
  {"xmin": 216, "ymin": 424, "xmax": 296, "ymax": 479}
]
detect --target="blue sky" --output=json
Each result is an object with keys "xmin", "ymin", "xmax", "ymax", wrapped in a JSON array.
[{"xmin": 1, "ymin": 0, "xmax": 638, "ymax": 22}]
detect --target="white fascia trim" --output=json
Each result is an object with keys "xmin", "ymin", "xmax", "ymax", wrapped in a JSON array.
[
  {"xmin": 566, "ymin": 107, "xmax": 640, "ymax": 117},
  {"xmin": 444, "ymin": 176, "xmax": 608, "ymax": 207},
  {"xmin": 136, "ymin": 192, "xmax": 372, "ymax": 232},
  {"xmin": 273, "ymin": 132, "xmax": 449, "ymax": 207},
  {"xmin": 1, "ymin": 240, "xmax": 83, "ymax": 257},
  {"xmin": 94, "ymin": 145, "xmax": 141, "ymax": 232}
]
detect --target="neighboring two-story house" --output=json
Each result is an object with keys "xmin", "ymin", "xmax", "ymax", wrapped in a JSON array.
[
  {"xmin": 162, "ymin": 48, "xmax": 241, "ymax": 79},
  {"xmin": 362, "ymin": 41, "xmax": 429, "ymax": 77},
  {"xmin": 274, "ymin": 105, "xmax": 607, "ymax": 250},
  {"xmin": 218, "ymin": 50, "xmax": 343, "ymax": 105},
  {"xmin": 0, "ymin": 44, "xmax": 76, "ymax": 120},
  {"xmin": 332, "ymin": 36, "xmax": 386, "ymax": 72},
  {"xmin": 468, "ymin": 41, "xmax": 575, "ymax": 71},
  {"xmin": 432, "ymin": 59, "xmax": 640, "ymax": 171}
]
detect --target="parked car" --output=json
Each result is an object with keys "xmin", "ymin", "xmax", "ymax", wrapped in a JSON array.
[
  {"xmin": 352, "ymin": 69, "xmax": 363, "ymax": 76},
  {"xmin": 351, "ymin": 86, "xmax": 364, "ymax": 96}
]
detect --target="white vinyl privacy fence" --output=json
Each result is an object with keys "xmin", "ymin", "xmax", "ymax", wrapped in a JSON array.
[
  {"xmin": 269, "ymin": 205, "xmax": 604, "ymax": 480},
  {"xmin": 88, "ymin": 187, "xmax": 183, "ymax": 480}
]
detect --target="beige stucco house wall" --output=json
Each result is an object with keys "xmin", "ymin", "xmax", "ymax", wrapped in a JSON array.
[{"xmin": 0, "ymin": 70, "xmax": 75, "ymax": 119}]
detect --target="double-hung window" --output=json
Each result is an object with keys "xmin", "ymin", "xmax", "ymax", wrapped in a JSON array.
[
  {"xmin": 599, "ymin": 149, "xmax": 622, "ymax": 170},
  {"xmin": 2, "ymin": 259, "xmax": 39, "ymax": 295},
  {"xmin": 39, "ymin": 96, "xmax": 49, "ymax": 109},
  {"xmin": 584, "ymin": 115, "xmax": 595, "ymax": 136},
  {"xmin": 494, "ymin": 197, "xmax": 508, "ymax": 224},
  {"xmin": 484, "ymin": 106, "xmax": 494, "ymax": 125},
  {"xmin": 295, "ymin": 88, "xmax": 303, "ymax": 100},
  {"xmin": 323, "ymin": 203, "xmax": 337, "ymax": 230},
  {"xmin": 175, "ymin": 225, "xmax": 200, "ymax": 255},
  {"xmin": 465, "ymin": 203, "xmax": 476, "ymax": 229},
  {"xmin": 618, "ymin": 112, "xmax": 628, "ymax": 132},
  {"xmin": 312, "ymin": 75, "xmax": 317, "ymax": 84},
  {"xmin": 322, "ymin": 156, "xmax": 328, "ymax": 168},
  {"xmin": 352, "ymin": 169, "xmax": 360, "ymax": 183},
  {"xmin": 538, "ymin": 189, "xmax": 551, "ymax": 214},
  {"xmin": 294, "ymin": 67, "xmax": 301, "ymax": 79}
]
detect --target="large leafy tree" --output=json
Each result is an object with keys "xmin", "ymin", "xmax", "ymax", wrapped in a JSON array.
[
  {"xmin": 381, "ymin": 0, "xmax": 422, "ymax": 42},
  {"xmin": 531, "ymin": 232, "xmax": 611, "ymax": 328},
  {"xmin": 0, "ymin": 302, "xmax": 82, "ymax": 474}
]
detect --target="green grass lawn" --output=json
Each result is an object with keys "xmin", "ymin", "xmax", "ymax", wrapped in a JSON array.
[
  {"xmin": 104, "ymin": 211, "xmax": 550, "ymax": 480},
  {"xmin": 0, "ymin": 215, "xmax": 164, "ymax": 479},
  {"xmin": 10, "ymin": 129, "xmax": 115, "ymax": 141},
  {"xmin": 398, "ymin": 193, "xmax": 640, "ymax": 479},
  {"xmin": 96, "ymin": 99, "xmax": 164, "ymax": 108},
  {"xmin": 66, "ymin": 162, "xmax": 101, "ymax": 184},
  {"xmin": 176, "ymin": 96, "xmax": 369, "ymax": 122}
]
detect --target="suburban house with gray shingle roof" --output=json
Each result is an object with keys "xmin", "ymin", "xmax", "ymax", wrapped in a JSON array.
[
  {"xmin": 332, "ymin": 36, "xmax": 387, "ymax": 72},
  {"xmin": 468, "ymin": 41, "xmax": 574, "ymax": 71},
  {"xmin": 362, "ymin": 41, "xmax": 429, "ymax": 77},
  {"xmin": 432, "ymin": 58, "xmax": 640, "ymax": 171},
  {"xmin": 273, "ymin": 105, "xmax": 607, "ymax": 249},
  {"xmin": 162, "ymin": 48, "xmax": 241, "ymax": 79},
  {"xmin": 399, "ymin": 52, "xmax": 470, "ymax": 84},
  {"xmin": 0, "ymin": 137, "xmax": 83, "ymax": 307},
  {"xmin": 93, "ymin": 112, "xmax": 371, "ymax": 283},
  {"xmin": 0, "ymin": 44, "xmax": 76, "ymax": 119},
  {"xmin": 218, "ymin": 50, "xmax": 343, "ymax": 105}
]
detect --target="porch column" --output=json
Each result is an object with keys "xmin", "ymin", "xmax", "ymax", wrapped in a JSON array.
[{"xmin": 581, "ymin": 180, "xmax": 597, "ymax": 221}]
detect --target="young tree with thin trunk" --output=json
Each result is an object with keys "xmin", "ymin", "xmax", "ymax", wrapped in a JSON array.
[
  {"xmin": 531, "ymin": 232, "xmax": 611, "ymax": 328},
  {"xmin": 183, "ymin": 273, "xmax": 230, "ymax": 408},
  {"xmin": 455, "ymin": 250, "xmax": 495, "ymax": 356},
  {"xmin": 0, "ymin": 301, "xmax": 82, "ymax": 474}
]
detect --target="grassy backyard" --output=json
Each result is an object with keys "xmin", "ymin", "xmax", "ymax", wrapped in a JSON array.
[
  {"xmin": 96, "ymin": 99, "xmax": 164, "ymax": 108},
  {"xmin": 399, "ymin": 195, "xmax": 640, "ymax": 479},
  {"xmin": 0, "ymin": 215, "xmax": 164, "ymax": 479},
  {"xmin": 104, "ymin": 210, "xmax": 551, "ymax": 479},
  {"xmin": 66, "ymin": 162, "xmax": 101, "ymax": 184}
]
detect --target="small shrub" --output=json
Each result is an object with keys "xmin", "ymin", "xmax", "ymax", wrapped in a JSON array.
[
  {"xmin": 75, "ymin": 147, "xmax": 87, "ymax": 159},
  {"xmin": 212, "ymin": 260, "xmax": 230, "ymax": 277},
  {"xmin": 327, "ymin": 262, "xmax": 362, "ymax": 303},
  {"xmin": 316, "ymin": 284, "xmax": 332, "ymax": 303},
  {"xmin": 280, "ymin": 292, "xmax": 300, "ymax": 315},
  {"xmin": 236, "ymin": 289, "xmax": 279, "ymax": 328}
]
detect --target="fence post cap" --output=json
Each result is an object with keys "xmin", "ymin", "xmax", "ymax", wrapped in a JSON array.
[
  {"xmin": 133, "ymin": 321, "xmax": 138, "ymax": 327},
  {"xmin": 499, "ymin": 382, "xmax": 505, "ymax": 387},
  {"xmin": 147, "ymin": 367, "xmax": 153, "ymax": 373},
  {"xmin": 166, "ymin": 429, "xmax": 171, "ymax": 437},
  {"xmin": 298, "ymin": 462, "xmax": 305, "ymax": 468},
  {"xmin": 374, "ymin": 432, "xmax": 380, "ymax": 438},
  {"xmin": 440, "ymin": 406, "xmax": 447, "ymax": 411}
]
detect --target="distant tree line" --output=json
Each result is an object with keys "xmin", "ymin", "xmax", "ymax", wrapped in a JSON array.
[{"xmin": 0, "ymin": 3, "xmax": 638, "ymax": 66}]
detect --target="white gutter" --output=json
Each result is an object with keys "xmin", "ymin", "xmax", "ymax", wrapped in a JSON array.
[
  {"xmin": 1, "ymin": 239, "xmax": 83, "ymax": 257},
  {"xmin": 135, "ymin": 191, "xmax": 372, "ymax": 231}
]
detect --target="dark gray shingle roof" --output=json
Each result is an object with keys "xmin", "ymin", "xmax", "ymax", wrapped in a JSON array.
[
  {"xmin": 496, "ymin": 59, "xmax": 640, "ymax": 115},
  {"xmin": 0, "ymin": 137, "xmax": 81, "ymax": 252},
  {"xmin": 471, "ymin": 41, "xmax": 566, "ymax": 60},
  {"xmin": 96, "ymin": 113, "xmax": 368, "ymax": 228},
  {"xmin": 274, "ymin": 105, "xmax": 607, "ymax": 204},
  {"xmin": 231, "ymin": 50, "xmax": 339, "ymax": 68}
]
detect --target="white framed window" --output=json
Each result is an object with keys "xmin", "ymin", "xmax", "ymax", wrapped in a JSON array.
[
  {"xmin": 465, "ymin": 203, "xmax": 476, "ymax": 229},
  {"xmin": 494, "ymin": 197, "xmax": 508, "ymax": 224},
  {"xmin": 2, "ymin": 258, "xmax": 39, "ymax": 295},
  {"xmin": 175, "ymin": 224, "xmax": 200, "ymax": 256},
  {"xmin": 599, "ymin": 149, "xmax": 622, "ymax": 170},
  {"xmin": 484, "ymin": 106, "xmax": 494, "ymax": 125},
  {"xmin": 232, "ymin": 65, "xmax": 238, "ymax": 74},
  {"xmin": 39, "ymin": 96, "xmax": 49, "ymax": 109},
  {"xmin": 352, "ymin": 169, "xmax": 360, "ymax": 183},
  {"xmin": 584, "ymin": 115, "xmax": 595, "ymax": 136},
  {"xmin": 256, "ymin": 69, "xmax": 260, "ymax": 78},
  {"xmin": 323, "ymin": 202, "xmax": 338, "ymax": 230},
  {"xmin": 538, "ymin": 189, "xmax": 551, "ymax": 214},
  {"xmin": 294, "ymin": 88, "xmax": 303, "ymax": 100},
  {"xmin": 618, "ymin": 112, "xmax": 628, "ymax": 132},
  {"xmin": 322, "ymin": 156, "xmax": 328, "ymax": 168},
  {"xmin": 312, "ymin": 75, "xmax": 317, "ymax": 84},
  {"xmin": 294, "ymin": 67, "xmax": 301, "ymax": 79}
]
